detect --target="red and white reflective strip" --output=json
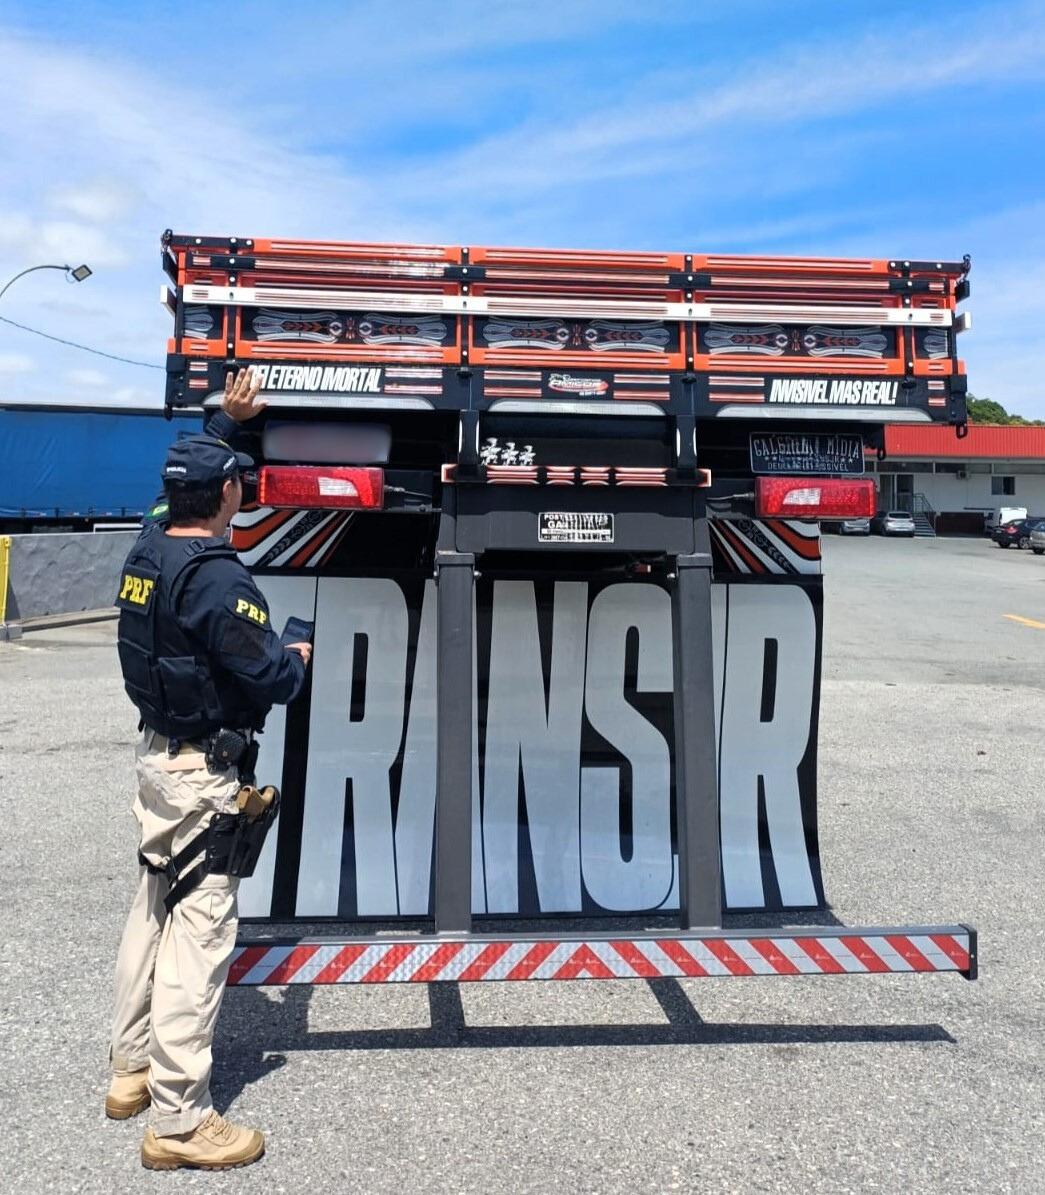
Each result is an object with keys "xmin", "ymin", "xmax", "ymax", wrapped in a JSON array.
[{"xmin": 228, "ymin": 928, "xmax": 975, "ymax": 985}]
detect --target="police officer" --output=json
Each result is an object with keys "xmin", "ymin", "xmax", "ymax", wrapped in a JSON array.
[{"xmin": 107, "ymin": 369, "xmax": 310, "ymax": 1171}]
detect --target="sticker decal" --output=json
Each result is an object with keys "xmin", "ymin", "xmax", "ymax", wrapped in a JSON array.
[
  {"xmin": 705, "ymin": 324, "xmax": 789, "ymax": 356},
  {"xmin": 183, "ymin": 305, "xmax": 216, "ymax": 337},
  {"xmin": 802, "ymin": 326, "xmax": 890, "ymax": 358},
  {"xmin": 750, "ymin": 432, "xmax": 864, "ymax": 475},
  {"xmin": 483, "ymin": 319, "xmax": 569, "ymax": 350},
  {"xmin": 585, "ymin": 321, "xmax": 671, "ymax": 353},
  {"xmin": 358, "ymin": 314, "xmax": 449, "ymax": 346},
  {"xmin": 252, "ymin": 310, "xmax": 344, "ymax": 344},
  {"xmin": 767, "ymin": 377, "xmax": 899, "ymax": 406},
  {"xmin": 701, "ymin": 324, "xmax": 895, "ymax": 359},
  {"xmin": 249, "ymin": 363, "xmax": 384, "ymax": 393},
  {"xmin": 480, "ymin": 438, "xmax": 537, "ymax": 466},
  {"xmin": 539, "ymin": 512, "xmax": 614, "ymax": 543},
  {"xmin": 549, "ymin": 373, "xmax": 610, "ymax": 396}
]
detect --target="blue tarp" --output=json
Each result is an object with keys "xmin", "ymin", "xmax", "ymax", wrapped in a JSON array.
[{"xmin": 0, "ymin": 408, "xmax": 203, "ymax": 519}]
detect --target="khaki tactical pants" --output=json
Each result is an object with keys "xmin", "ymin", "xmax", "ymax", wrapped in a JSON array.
[{"xmin": 111, "ymin": 730, "xmax": 241, "ymax": 1137}]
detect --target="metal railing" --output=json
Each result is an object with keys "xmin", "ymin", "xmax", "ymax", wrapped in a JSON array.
[
  {"xmin": 891, "ymin": 492, "xmax": 935, "ymax": 515},
  {"xmin": 890, "ymin": 493, "xmax": 936, "ymax": 533}
]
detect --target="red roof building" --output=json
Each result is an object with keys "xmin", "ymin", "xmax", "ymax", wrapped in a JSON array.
[
  {"xmin": 885, "ymin": 424, "xmax": 1045, "ymax": 459},
  {"xmin": 873, "ymin": 424, "xmax": 1045, "ymax": 532}
]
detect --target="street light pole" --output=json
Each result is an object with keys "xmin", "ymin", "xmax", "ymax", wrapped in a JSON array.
[{"xmin": 0, "ymin": 263, "xmax": 92, "ymax": 303}]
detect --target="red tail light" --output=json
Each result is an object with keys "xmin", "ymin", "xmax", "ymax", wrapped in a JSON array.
[
  {"xmin": 755, "ymin": 477, "xmax": 876, "ymax": 519},
  {"xmin": 257, "ymin": 466, "xmax": 384, "ymax": 509}
]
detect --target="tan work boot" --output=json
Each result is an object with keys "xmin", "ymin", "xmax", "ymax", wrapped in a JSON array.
[
  {"xmin": 140, "ymin": 1110, "xmax": 265, "ymax": 1171},
  {"xmin": 105, "ymin": 1069, "xmax": 150, "ymax": 1120}
]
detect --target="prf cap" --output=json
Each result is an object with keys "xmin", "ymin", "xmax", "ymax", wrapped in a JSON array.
[{"xmin": 163, "ymin": 435, "xmax": 253, "ymax": 486}]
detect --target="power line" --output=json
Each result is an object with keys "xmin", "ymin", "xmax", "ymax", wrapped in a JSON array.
[{"xmin": 0, "ymin": 312, "xmax": 163, "ymax": 370}]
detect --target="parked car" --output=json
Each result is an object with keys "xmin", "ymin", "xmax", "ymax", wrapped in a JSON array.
[
  {"xmin": 871, "ymin": 510, "xmax": 916, "ymax": 536},
  {"xmin": 1030, "ymin": 523, "xmax": 1045, "ymax": 555},
  {"xmin": 985, "ymin": 506, "xmax": 1028, "ymax": 535},
  {"xmin": 991, "ymin": 517, "xmax": 1045, "ymax": 549},
  {"xmin": 839, "ymin": 517, "xmax": 871, "ymax": 535}
]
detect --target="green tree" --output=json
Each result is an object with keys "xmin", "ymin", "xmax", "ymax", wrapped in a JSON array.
[{"xmin": 966, "ymin": 396, "xmax": 1043, "ymax": 426}]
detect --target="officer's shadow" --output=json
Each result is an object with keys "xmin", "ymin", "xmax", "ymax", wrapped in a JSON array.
[
  {"xmin": 213, "ymin": 983, "xmax": 485, "ymax": 1108},
  {"xmin": 211, "ymin": 986, "xmax": 306, "ymax": 1110}
]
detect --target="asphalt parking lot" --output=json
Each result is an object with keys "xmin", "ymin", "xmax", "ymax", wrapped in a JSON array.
[{"xmin": 1, "ymin": 534, "xmax": 1043, "ymax": 1194}]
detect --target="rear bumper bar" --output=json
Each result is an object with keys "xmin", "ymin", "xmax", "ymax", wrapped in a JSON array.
[{"xmin": 229, "ymin": 925, "xmax": 976, "ymax": 985}]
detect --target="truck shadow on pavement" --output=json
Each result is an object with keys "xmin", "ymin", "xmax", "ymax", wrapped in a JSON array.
[{"xmin": 212, "ymin": 980, "xmax": 955, "ymax": 1109}]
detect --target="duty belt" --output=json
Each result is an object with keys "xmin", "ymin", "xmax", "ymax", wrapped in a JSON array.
[{"xmin": 147, "ymin": 726, "xmax": 257, "ymax": 776}]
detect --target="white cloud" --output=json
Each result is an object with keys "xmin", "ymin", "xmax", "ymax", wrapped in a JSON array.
[
  {"xmin": 35, "ymin": 298, "xmax": 110, "ymax": 320},
  {"xmin": 0, "ymin": 352, "xmax": 35, "ymax": 374},
  {"xmin": 385, "ymin": 12, "xmax": 1045, "ymax": 204},
  {"xmin": 48, "ymin": 179, "xmax": 139, "ymax": 223},
  {"xmin": 0, "ymin": 210, "xmax": 34, "ymax": 251},
  {"xmin": 26, "ymin": 220, "xmax": 128, "ymax": 268},
  {"xmin": 65, "ymin": 368, "xmax": 107, "ymax": 387}
]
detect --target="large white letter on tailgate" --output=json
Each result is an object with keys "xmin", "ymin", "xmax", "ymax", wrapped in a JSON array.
[
  {"xmin": 395, "ymin": 581, "xmax": 486, "ymax": 915},
  {"xmin": 237, "ymin": 574, "xmax": 318, "ymax": 918},
  {"xmin": 719, "ymin": 584, "xmax": 817, "ymax": 907},
  {"xmin": 296, "ymin": 577, "xmax": 407, "ymax": 916},
  {"xmin": 483, "ymin": 581, "xmax": 587, "ymax": 913},
  {"xmin": 581, "ymin": 584, "xmax": 674, "ymax": 910}
]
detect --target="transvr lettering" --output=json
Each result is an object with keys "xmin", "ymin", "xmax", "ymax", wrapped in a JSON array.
[
  {"xmin": 767, "ymin": 378, "xmax": 898, "ymax": 405},
  {"xmin": 241, "ymin": 576, "xmax": 822, "ymax": 919},
  {"xmin": 251, "ymin": 364, "xmax": 383, "ymax": 393}
]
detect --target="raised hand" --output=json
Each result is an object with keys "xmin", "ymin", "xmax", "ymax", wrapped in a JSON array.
[{"xmin": 223, "ymin": 367, "xmax": 267, "ymax": 422}]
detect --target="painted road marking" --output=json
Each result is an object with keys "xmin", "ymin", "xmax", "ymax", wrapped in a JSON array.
[{"xmin": 1004, "ymin": 614, "xmax": 1045, "ymax": 629}]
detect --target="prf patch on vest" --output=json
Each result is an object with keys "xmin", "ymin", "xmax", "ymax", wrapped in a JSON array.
[
  {"xmin": 116, "ymin": 568, "xmax": 158, "ymax": 612},
  {"xmin": 230, "ymin": 593, "xmax": 270, "ymax": 628}
]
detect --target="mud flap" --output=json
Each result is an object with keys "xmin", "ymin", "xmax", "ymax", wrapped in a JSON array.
[{"xmin": 238, "ymin": 521, "xmax": 824, "ymax": 921}]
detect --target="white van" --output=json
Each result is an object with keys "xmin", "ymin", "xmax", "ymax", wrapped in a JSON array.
[{"xmin": 985, "ymin": 506, "xmax": 1028, "ymax": 534}]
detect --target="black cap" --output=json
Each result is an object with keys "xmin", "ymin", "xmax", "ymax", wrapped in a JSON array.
[{"xmin": 163, "ymin": 435, "xmax": 253, "ymax": 486}]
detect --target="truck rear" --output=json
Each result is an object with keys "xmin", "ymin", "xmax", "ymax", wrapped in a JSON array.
[{"xmin": 162, "ymin": 233, "xmax": 975, "ymax": 985}]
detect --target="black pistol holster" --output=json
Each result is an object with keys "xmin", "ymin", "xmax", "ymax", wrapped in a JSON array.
[{"xmin": 146, "ymin": 777, "xmax": 279, "ymax": 915}]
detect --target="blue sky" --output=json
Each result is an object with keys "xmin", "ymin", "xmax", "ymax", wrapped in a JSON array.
[{"xmin": 1, "ymin": 0, "xmax": 1043, "ymax": 414}]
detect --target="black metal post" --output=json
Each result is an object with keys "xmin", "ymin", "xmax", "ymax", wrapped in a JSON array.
[
  {"xmin": 671, "ymin": 544, "xmax": 722, "ymax": 929},
  {"xmin": 434, "ymin": 548, "xmax": 475, "ymax": 933}
]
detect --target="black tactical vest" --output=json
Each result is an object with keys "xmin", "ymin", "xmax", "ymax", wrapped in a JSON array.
[{"xmin": 116, "ymin": 525, "xmax": 236, "ymax": 742}]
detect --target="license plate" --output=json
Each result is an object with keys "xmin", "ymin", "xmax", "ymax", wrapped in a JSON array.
[
  {"xmin": 749, "ymin": 432, "xmax": 864, "ymax": 475},
  {"xmin": 539, "ymin": 512, "xmax": 614, "ymax": 543}
]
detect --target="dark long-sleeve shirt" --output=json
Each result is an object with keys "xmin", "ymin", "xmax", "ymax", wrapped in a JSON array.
[{"xmin": 173, "ymin": 547, "xmax": 306, "ymax": 721}]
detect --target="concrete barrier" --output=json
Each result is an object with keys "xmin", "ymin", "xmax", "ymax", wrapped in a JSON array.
[{"xmin": 2, "ymin": 530, "xmax": 139, "ymax": 622}]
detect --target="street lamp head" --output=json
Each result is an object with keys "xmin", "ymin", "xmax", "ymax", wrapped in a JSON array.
[{"xmin": 0, "ymin": 261, "xmax": 94, "ymax": 303}]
